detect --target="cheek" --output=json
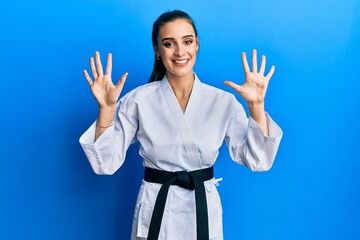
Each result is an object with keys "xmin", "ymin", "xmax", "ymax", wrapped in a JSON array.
[
  {"xmin": 160, "ymin": 48, "xmax": 173, "ymax": 59},
  {"xmin": 188, "ymin": 45, "xmax": 198, "ymax": 55}
]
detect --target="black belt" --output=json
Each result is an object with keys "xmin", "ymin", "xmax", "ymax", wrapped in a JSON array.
[{"xmin": 144, "ymin": 166, "xmax": 214, "ymax": 240}]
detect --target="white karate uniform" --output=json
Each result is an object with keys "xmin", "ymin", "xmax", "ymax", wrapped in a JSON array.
[{"xmin": 80, "ymin": 74, "xmax": 283, "ymax": 239}]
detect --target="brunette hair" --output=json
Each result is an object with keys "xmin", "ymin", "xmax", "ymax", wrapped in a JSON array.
[{"xmin": 148, "ymin": 10, "xmax": 199, "ymax": 83}]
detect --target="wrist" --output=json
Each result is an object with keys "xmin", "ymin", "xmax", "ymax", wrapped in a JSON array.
[
  {"xmin": 96, "ymin": 120, "xmax": 114, "ymax": 129},
  {"xmin": 248, "ymin": 102, "xmax": 264, "ymax": 112},
  {"xmin": 97, "ymin": 105, "xmax": 116, "ymax": 127},
  {"xmin": 99, "ymin": 104, "xmax": 116, "ymax": 114},
  {"xmin": 248, "ymin": 102, "xmax": 265, "ymax": 120},
  {"xmin": 248, "ymin": 102, "xmax": 269, "ymax": 136}
]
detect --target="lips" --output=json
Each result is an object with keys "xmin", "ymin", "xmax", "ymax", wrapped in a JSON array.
[{"xmin": 173, "ymin": 59, "xmax": 189, "ymax": 64}]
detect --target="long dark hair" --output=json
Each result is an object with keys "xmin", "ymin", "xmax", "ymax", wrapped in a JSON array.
[{"xmin": 148, "ymin": 10, "xmax": 199, "ymax": 83}]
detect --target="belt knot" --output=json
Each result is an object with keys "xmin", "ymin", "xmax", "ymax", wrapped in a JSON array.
[
  {"xmin": 175, "ymin": 171, "xmax": 194, "ymax": 190},
  {"xmin": 144, "ymin": 166, "xmax": 213, "ymax": 240}
]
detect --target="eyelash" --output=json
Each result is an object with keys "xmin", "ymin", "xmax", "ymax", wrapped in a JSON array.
[
  {"xmin": 163, "ymin": 39, "xmax": 193, "ymax": 48},
  {"xmin": 163, "ymin": 42, "xmax": 174, "ymax": 48},
  {"xmin": 185, "ymin": 39, "xmax": 193, "ymax": 45}
]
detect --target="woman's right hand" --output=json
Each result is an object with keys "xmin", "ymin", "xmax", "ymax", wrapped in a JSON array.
[{"xmin": 83, "ymin": 51, "xmax": 128, "ymax": 110}]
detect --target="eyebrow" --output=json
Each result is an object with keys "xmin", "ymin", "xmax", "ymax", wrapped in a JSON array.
[{"xmin": 161, "ymin": 35, "xmax": 195, "ymax": 42}]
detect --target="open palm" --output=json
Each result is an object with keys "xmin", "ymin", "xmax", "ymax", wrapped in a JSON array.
[
  {"xmin": 83, "ymin": 51, "xmax": 128, "ymax": 108},
  {"xmin": 224, "ymin": 49, "xmax": 275, "ymax": 104}
]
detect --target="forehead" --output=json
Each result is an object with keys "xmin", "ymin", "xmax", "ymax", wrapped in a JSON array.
[{"xmin": 158, "ymin": 19, "xmax": 195, "ymax": 39}]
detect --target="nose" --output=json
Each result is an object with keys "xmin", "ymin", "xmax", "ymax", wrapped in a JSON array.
[{"xmin": 174, "ymin": 44, "xmax": 186, "ymax": 56}]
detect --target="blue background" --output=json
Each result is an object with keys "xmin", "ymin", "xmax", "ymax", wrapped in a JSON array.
[{"xmin": 1, "ymin": 0, "xmax": 359, "ymax": 239}]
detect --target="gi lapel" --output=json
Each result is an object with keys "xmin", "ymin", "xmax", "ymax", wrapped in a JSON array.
[{"xmin": 161, "ymin": 75, "xmax": 203, "ymax": 169}]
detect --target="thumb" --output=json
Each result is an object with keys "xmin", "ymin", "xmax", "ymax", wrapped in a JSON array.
[
  {"xmin": 116, "ymin": 72, "xmax": 128, "ymax": 91},
  {"xmin": 224, "ymin": 80, "xmax": 244, "ymax": 95}
]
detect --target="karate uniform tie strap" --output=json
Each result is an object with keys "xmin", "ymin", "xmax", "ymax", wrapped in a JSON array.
[{"xmin": 144, "ymin": 166, "xmax": 214, "ymax": 240}]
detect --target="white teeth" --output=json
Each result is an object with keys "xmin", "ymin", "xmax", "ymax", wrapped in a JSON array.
[{"xmin": 174, "ymin": 59, "xmax": 188, "ymax": 64}]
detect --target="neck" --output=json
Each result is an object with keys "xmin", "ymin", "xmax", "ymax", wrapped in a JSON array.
[
  {"xmin": 166, "ymin": 72, "xmax": 195, "ymax": 112},
  {"xmin": 166, "ymin": 72, "xmax": 195, "ymax": 99}
]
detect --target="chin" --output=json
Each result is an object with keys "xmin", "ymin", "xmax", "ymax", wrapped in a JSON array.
[
  {"xmin": 169, "ymin": 70, "xmax": 194, "ymax": 79},
  {"xmin": 168, "ymin": 65, "xmax": 195, "ymax": 78}
]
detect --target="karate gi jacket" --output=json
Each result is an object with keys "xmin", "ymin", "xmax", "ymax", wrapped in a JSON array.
[{"xmin": 80, "ymin": 74, "xmax": 283, "ymax": 240}]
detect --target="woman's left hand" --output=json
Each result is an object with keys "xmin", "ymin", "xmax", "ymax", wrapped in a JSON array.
[{"xmin": 224, "ymin": 49, "xmax": 275, "ymax": 104}]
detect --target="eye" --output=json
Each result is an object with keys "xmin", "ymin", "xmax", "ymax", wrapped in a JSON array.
[
  {"xmin": 184, "ymin": 39, "xmax": 193, "ymax": 45},
  {"xmin": 163, "ymin": 42, "xmax": 174, "ymax": 48}
]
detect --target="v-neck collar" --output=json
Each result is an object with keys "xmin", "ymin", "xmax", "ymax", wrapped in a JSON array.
[
  {"xmin": 160, "ymin": 74, "xmax": 203, "ymax": 169},
  {"xmin": 160, "ymin": 74, "xmax": 202, "ymax": 118}
]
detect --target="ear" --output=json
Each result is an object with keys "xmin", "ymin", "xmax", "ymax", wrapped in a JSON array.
[
  {"xmin": 196, "ymin": 37, "xmax": 199, "ymax": 52},
  {"xmin": 153, "ymin": 44, "xmax": 160, "ymax": 57}
]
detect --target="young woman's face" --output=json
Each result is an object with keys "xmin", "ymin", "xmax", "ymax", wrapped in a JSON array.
[{"xmin": 155, "ymin": 19, "xmax": 199, "ymax": 80}]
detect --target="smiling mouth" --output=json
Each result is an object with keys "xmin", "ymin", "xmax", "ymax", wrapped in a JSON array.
[{"xmin": 173, "ymin": 59, "xmax": 189, "ymax": 64}]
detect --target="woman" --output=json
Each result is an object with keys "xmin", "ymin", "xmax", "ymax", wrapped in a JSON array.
[{"xmin": 80, "ymin": 10, "xmax": 282, "ymax": 240}]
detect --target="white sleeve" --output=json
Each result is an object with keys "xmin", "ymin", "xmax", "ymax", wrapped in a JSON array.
[
  {"xmin": 79, "ymin": 100, "xmax": 138, "ymax": 175},
  {"xmin": 225, "ymin": 101, "xmax": 283, "ymax": 172}
]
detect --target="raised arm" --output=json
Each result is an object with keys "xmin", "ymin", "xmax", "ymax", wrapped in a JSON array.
[
  {"xmin": 224, "ymin": 49, "xmax": 275, "ymax": 136},
  {"xmin": 83, "ymin": 51, "xmax": 128, "ymax": 140}
]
